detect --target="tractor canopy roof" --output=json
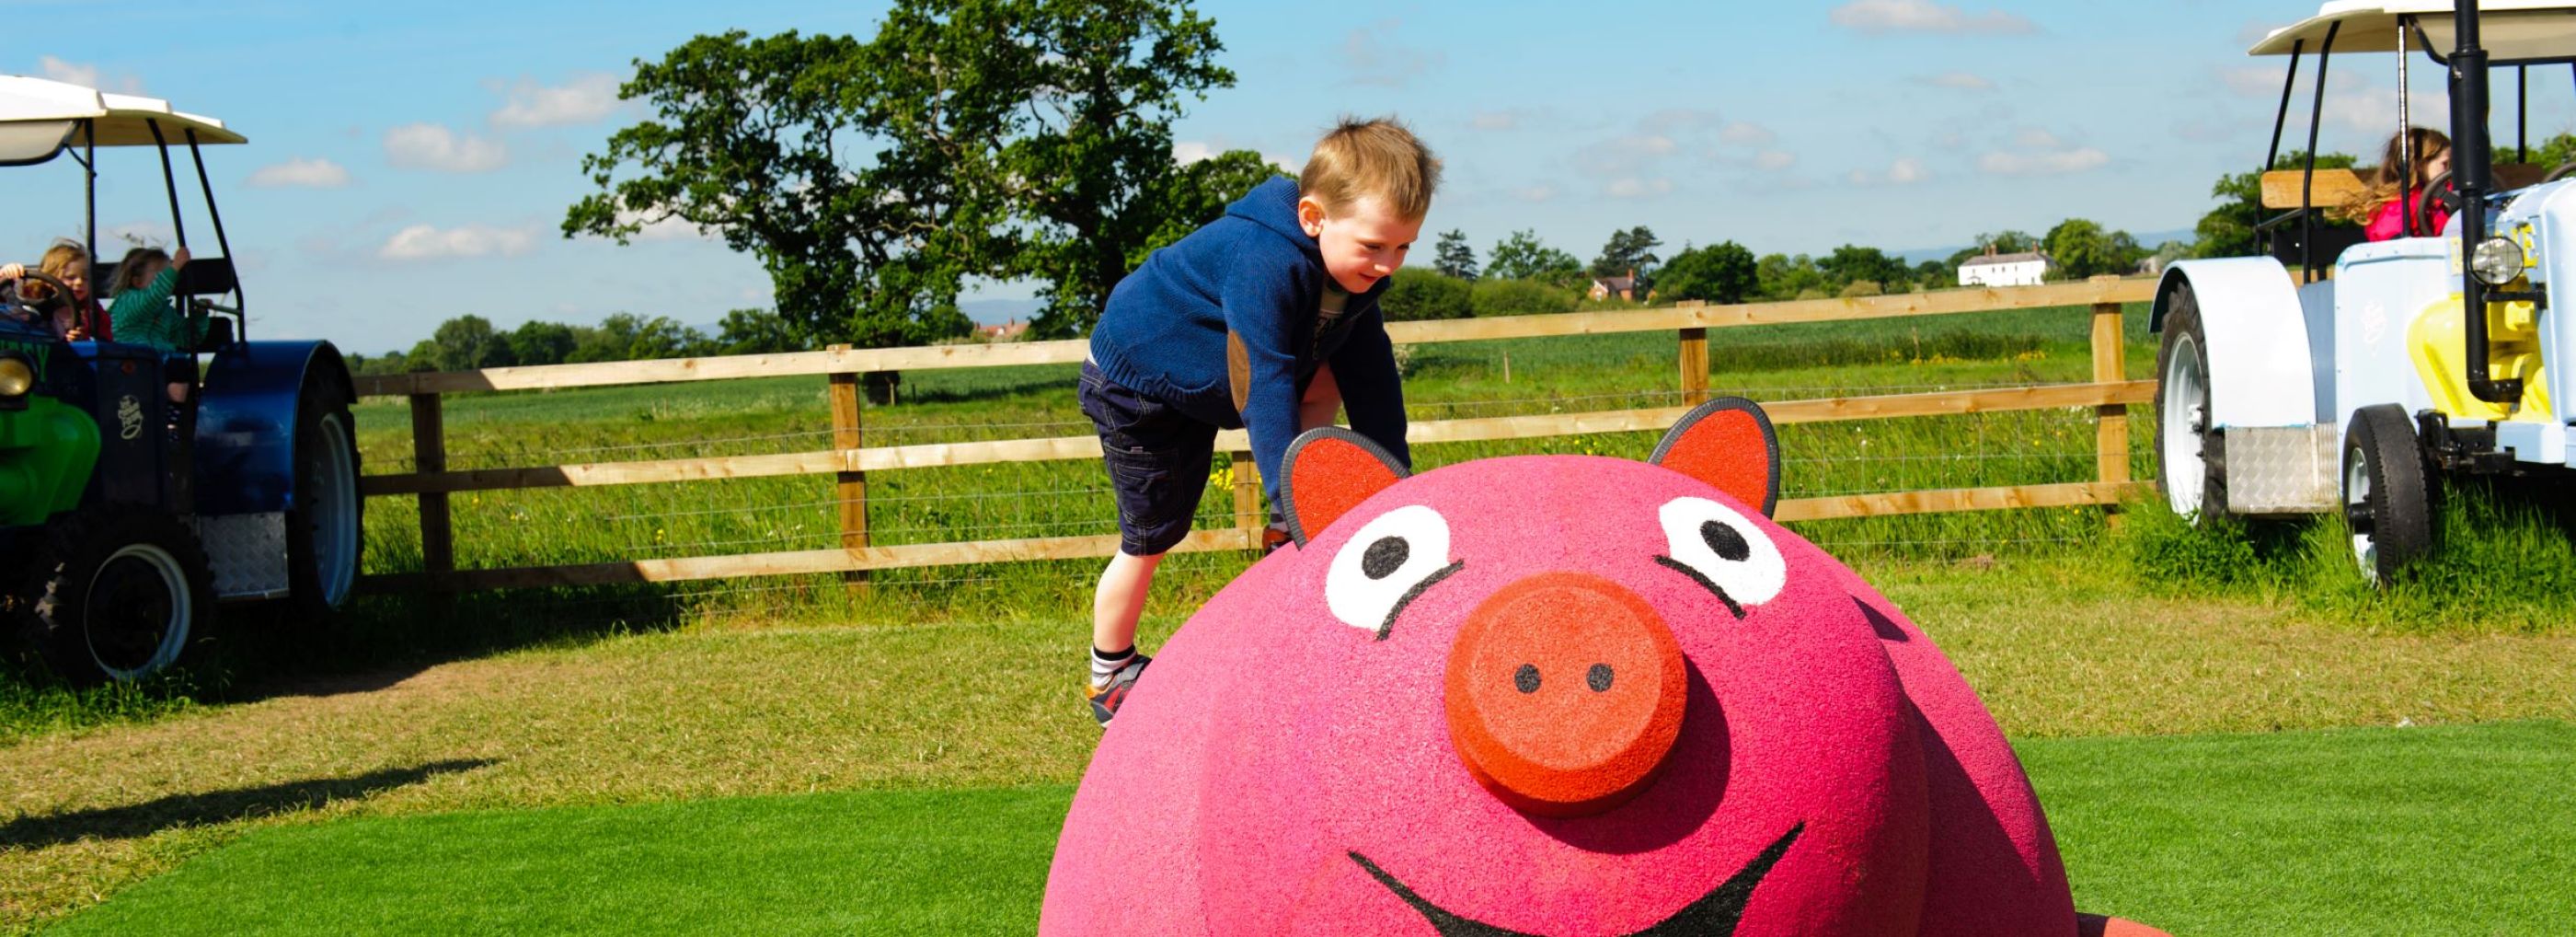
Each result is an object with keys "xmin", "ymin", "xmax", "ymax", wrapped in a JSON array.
[
  {"xmin": 2252, "ymin": 1, "xmax": 2576, "ymax": 58},
  {"xmin": 0, "ymin": 75, "xmax": 244, "ymax": 166}
]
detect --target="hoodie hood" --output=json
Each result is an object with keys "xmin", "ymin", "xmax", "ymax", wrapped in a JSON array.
[{"xmin": 1226, "ymin": 178, "xmax": 1319, "ymax": 259}]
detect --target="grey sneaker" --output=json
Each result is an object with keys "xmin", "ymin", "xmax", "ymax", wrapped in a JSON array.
[{"xmin": 1086, "ymin": 654, "xmax": 1152, "ymax": 727}]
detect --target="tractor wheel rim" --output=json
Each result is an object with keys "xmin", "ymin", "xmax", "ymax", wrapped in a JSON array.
[
  {"xmin": 2345, "ymin": 448, "xmax": 2379, "ymax": 584},
  {"xmin": 85, "ymin": 543, "xmax": 190, "ymax": 681},
  {"xmin": 2162, "ymin": 333, "xmax": 2209, "ymax": 516},
  {"xmin": 311, "ymin": 412, "xmax": 361, "ymax": 607}
]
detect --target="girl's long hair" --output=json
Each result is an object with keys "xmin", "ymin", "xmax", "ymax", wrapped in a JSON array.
[
  {"xmin": 2337, "ymin": 127, "xmax": 2450, "ymax": 225},
  {"xmin": 109, "ymin": 247, "xmax": 170, "ymax": 298}
]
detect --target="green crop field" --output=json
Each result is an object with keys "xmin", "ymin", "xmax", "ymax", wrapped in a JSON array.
[{"xmin": 6, "ymin": 295, "xmax": 2573, "ymax": 934}]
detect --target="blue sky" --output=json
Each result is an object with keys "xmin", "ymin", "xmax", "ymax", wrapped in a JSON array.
[{"xmin": 10, "ymin": 0, "xmax": 2564, "ymax": 353}]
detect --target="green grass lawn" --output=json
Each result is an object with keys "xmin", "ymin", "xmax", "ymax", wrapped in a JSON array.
[{"xmin": 40, "ymin": 721, "xmax": 2572, "ymax": 937}]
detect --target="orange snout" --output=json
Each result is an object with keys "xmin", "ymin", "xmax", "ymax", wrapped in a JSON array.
[{"xmin": 1444, "ymin": 572, "xmax": 1688, "ymax": 817}]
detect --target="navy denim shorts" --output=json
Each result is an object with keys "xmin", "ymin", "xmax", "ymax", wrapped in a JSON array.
[{"xmin": 1079, "ymin": 361, "xmax": 1216, "ymax": 556}]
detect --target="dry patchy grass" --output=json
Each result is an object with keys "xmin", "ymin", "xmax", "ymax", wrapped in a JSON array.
[{"xmin": 6, "ymin": 556, "xmax": 2573, "ymax": 931}]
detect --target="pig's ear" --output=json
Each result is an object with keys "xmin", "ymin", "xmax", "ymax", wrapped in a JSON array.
[
  {"xmin": 1650, "ymin": 397, "xmax": 1780, "ymax": 517},
  {"xmin": 1281, "ymin": 427, "xmax": 1409, "ymax": 546}
]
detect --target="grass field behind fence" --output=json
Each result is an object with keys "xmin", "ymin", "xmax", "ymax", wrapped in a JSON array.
[{"xmin": 339, "ymin": 303, "xmax": 2163, "ymax": 631}]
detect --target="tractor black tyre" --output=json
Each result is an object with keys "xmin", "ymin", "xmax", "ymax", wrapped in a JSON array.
[
  {"xmin": 17, "ymin": 505, "xmax": 217, "ymax": 686},
  {"xmin": 2342, "ymin": 404, "xmax": 2435, "ymax": 584},
  {"xmin": 2155, "ymin": 283, "xmax": 2228, "ymax": 519},
  {"xmin": 285, "ymin": 372, "xmax": 364, "ymax": 621}
]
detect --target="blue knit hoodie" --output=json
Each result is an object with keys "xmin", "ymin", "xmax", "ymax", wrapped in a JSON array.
[{"xmin": 1088, "ymin": 178, "xmax": 1409, "ymax": 507}]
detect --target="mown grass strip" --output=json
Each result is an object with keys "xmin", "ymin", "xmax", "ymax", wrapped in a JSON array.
[{"xmin": 39, "ymin": 722, "xmax": 2570, "ymax": 937}]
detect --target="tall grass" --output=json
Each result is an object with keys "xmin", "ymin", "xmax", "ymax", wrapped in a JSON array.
[{"xmin": 2122, "ymin": 478, "xmax": 2576, "ymax": 634}]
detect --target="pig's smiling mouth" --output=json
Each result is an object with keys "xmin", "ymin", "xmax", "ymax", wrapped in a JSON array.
[{"xmin": 1346, "ymin": 822, "xmax": 1803, "ymax": 936}]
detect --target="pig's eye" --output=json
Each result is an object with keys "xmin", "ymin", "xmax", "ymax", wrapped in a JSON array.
[
  {"xmin": 1326, "ymin": 504, "xmax": 1464, "ymax": 639},
  {"xmin": 1652, "ymin": 496, "xmax": 1786, "ymax": 619}
]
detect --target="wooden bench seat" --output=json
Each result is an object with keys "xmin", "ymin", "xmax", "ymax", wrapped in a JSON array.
[{"xmin": 2260, "ymin": 164, "xmax": 2552, "ymax": 210}]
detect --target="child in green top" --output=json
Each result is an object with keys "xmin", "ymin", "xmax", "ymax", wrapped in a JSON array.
[{"xmin": 107, "ymin": 245, "xmax": 199, "ymax": 402}]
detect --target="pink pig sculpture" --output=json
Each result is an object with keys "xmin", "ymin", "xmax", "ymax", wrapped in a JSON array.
[{"xmin": 1042, "ymin": 398, "xmax": 2165, "ymax": 937}]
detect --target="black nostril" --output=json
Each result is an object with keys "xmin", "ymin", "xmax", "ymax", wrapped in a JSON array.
[
  {"xmin": 1513, "ymin": 664, "xmax": 1541, "ymax": 694},
  {"xmin": 1587, "ymin": 664, "xmax": 1613, "ymax": 692}
]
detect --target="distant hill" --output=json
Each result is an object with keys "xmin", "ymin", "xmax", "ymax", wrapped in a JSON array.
[
  {"xmin": 963, "ymin": 297, "xmax": 1046, "ymax": 327},
  {"xmin": 1896, "ymin": 227, "xmax": 2195, "ymax": 265}
]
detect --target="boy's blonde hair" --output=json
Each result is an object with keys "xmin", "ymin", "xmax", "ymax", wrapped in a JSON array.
[{"xmin": 1299, "ymin": 116, "xmax": 1441, "ymax": 219}]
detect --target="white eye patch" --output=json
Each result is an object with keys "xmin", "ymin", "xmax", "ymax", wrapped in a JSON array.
[
  {"xmin": 1325, "ymin": 504, "xmax": 1463, "ymax": 638},
  {"xmin": 1654, "ymin": 496, "xmax": 1787, "ymax": 617}
]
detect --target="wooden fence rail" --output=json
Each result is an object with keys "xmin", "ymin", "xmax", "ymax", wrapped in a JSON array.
[{"xmin": 356, "ymin": 278, "xmax": 2160, "ymax": 594}]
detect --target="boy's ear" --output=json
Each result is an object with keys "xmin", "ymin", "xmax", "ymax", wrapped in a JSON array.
[
  {"xmin": 1649, "ymin": 397, "xmax": 1780, "ymax": 517},
  {"xmin": 1280, "ymin": 427, "xmax": 1409, "ymax": 546},
  {"xmin": 1295, "ymin": 196, "xmax": 1327, "ymax": 237}
]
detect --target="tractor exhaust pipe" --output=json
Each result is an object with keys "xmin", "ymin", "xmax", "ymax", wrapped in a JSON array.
[{"xmin": 2452, "ymin": 4, "xmax": 2524, "ymax": 405}]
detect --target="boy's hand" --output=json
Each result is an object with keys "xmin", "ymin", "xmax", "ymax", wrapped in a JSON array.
[
  {"xmin": 0, "ymin": 263, "xmax": 21, "ymax": 280},
  {"xmin": 172, "ymin": 247, "xmax": 192, "ymax": 269}
]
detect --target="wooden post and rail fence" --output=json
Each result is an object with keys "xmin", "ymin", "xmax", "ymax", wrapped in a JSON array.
[{"xmin": 353, "ymin": 278, "xmax": 2159, "ymax": 594}]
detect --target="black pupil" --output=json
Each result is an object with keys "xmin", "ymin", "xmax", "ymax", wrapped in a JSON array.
[
  {"xmin": 1701, "ymin": 520, "xmax": 1751, "ymax": 561},
  {"xmin": 1513, "ymin": 664, "xmax": 1540, "ymax": 693},
  {"xmin": 1363, "ymin": 537, "xmax": 1409, "ymax": 579},
  {"xmin": 1587, "ymin": 664, "xmax": 1614, "ymax": 692}
]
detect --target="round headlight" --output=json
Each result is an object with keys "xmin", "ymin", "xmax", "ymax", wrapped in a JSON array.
[
  {"xmin": 2470, "ymin": 237, "xmax": 2526, "ymax": 286},
  {"xmin": 0, "ymin": 356, "xmax": 32, "ymax": 397}
]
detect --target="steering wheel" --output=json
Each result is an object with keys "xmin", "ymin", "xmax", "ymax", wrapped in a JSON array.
[
  {"xmin": 2413, "ymin": 169, "xmax": 2458, "ymax": 237},
  {"xmin": 6, "ymin": 270, "xmax": 81, "ymax": 315}
]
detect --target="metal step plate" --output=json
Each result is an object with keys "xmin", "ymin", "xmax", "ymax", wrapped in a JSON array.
[
  {"xmin": 2225, "ymin": 425, "xmax": 2339, "ymax": 515},
  {"xmin": 194, "ymin": 512, "xmax": 291, "ymax": 600}
]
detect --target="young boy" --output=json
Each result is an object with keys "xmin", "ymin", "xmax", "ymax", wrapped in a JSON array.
[{"xmin": 1077, "ymin": 117, "xmax": 1439, "ymax": 726}]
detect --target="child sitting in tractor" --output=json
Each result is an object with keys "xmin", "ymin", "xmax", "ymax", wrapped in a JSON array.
[
  {"xmin": 2341, "ymin": 127, "xmax": 2452, "ymax": 241},
  {"xmin": 0, "ymin": 241, "xmax": 113, "ymax": 341},
  {"xmin": 106, "ymin": 246, "xmax": 200, "ymax": 403}
]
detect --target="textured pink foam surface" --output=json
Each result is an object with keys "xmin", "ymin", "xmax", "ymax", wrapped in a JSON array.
[{"xmin": 1042, "ymin": 455, "xmax": 2078, "ymax": 937}]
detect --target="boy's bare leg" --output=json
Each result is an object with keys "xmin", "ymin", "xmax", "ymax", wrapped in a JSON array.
[
  {"xmin": 1299, "ymin": 362, "xmax": 1343, "ymax": 431},
  {"xmin": 1092, "ymin": 549, "xmax": 1164, "ymax": 655}
]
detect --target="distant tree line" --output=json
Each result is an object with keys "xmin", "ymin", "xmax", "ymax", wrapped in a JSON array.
[{"xmin": 351, "ymin": 307, "xmax": 799, "ymax": 376}]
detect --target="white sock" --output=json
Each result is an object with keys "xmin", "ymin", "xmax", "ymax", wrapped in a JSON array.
[{"xmin": 1090, "ymin": 645, "xmax": 1136, "ymax": 688}]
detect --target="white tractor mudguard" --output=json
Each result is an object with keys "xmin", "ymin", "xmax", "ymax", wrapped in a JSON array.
[{"xmin": 2155, "ymin": 258, "xmax": 2340, "ymax": 515}]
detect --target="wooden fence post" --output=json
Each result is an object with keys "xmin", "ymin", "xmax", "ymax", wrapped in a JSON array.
[
  {"xmin": 826, "ymin": 345, "xmax": 869, "ymax": 585},
  {"xmin": 409, "ymin": 393, "xmax": 453, "ymax": 586},
  {"xmin": 2090, "ymin": 287, "xmax": 2130, "ymax": 524},
  {"xmin": 1231, "ymin": 450, "xmax": 1261, "ymax": 551},
  {"xmin": 1678, "ymin": 327, "xmax": 1709, "ymax": 407}
]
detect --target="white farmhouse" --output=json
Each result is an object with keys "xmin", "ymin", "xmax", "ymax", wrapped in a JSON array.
[{"xmin": 1956, "ymin": 250, "xmax": 2052, "ymax": 287}]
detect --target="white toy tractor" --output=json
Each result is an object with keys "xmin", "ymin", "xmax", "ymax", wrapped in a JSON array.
[{"xmin": 2156, "ymin": 1, "xmax": 2576, "ymax": 583}]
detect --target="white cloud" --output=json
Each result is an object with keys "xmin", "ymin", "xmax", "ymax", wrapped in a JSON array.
[
  {"xmin": 39, "ymin": 56, "xmax": 143, "ymax": 94},
  {"xmin": 1605, "ymin": 177, "xmax": 1675, "ymax": 199},
  {"xmin": 1848, "ymin": 156, "xmax": 1930, "ymax": 186},
  {"xmin": 618, "ymin": 211, "xmax": 715, "ymax": 242},
  {"xmin": 1754, "ymin": 150, "xmax": 1798, "ymax": 170},
  {"xmin": 377, "ymin": 224, "xmax": 537, "ymax": 260},
  {"xmin": 384, "ymin": 123, "xmax": 509, "ymax": 173},
  {"xmin": 1171, "ymin": 140, "xmax": 1298, "ymax": 172},
  {"xmin": 1920, "ymin": 71, "xmax": 1995, "ymax": 91},
  {"xmin": 246, "ymin": 157, "xmax": 351, "ymax": 189},
  {"xmin": 1719, "ymin": 121, "xmax": 1777, "ymax": 145},
  {"xmin": 1472, "ymin": 110, "xmax": 1519, "ymax": 131},
  {"xmin": 2219, "ymin": 66, "xmax": 2281, "ymax": 98},
  {"xmin": 489, "ymin": 73, "xmax": 624, "ymax": 129},
  {"xmin": 1341, "ymin": 20, "xmax": 1443, "ymax": 87},
  {"xmin": 1513, "ymin": 184, "xmax": 1558, "ymax": 203},
  {"xmin": 1979, "ymin": 147, "xmax": 2109, "ymax": 176},
  {"xmin": 2013, "ymin": 128, "xmax": 2062, "ymax": 148},
  {"xmin": 1830, "ymin": 0, "xmax": 2035, "ymax": 35}
]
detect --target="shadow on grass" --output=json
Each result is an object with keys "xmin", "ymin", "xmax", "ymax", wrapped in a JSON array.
[{"xmin": 0, "ymin": 758, "xmax": 495, "ymax": 849}]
